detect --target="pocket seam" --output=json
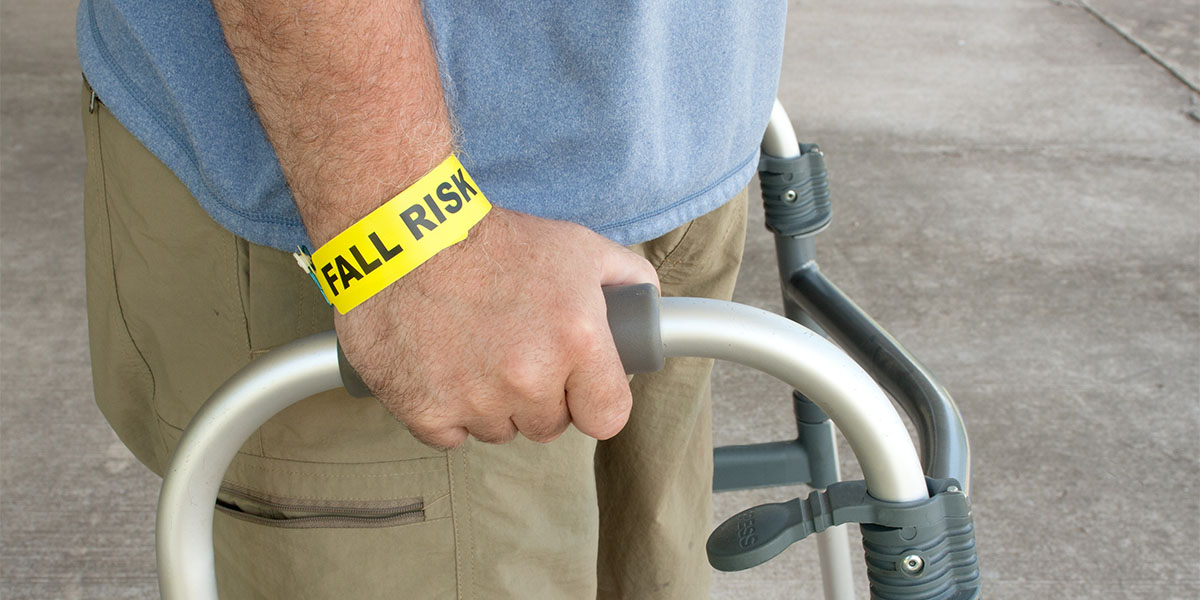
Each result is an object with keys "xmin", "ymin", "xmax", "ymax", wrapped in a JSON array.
[
  {"xmin": 215, "ymin": 503, "xmax": 430, "ymax": 530},
  {"xmin": 91, "ymin": 91, "xmax": 166, "ymax": 466},
  {"xmin": 221, "ymin": 480, "xmax": 438, "ymax": 507},
  {"xmin": 651, "ymin": 219, "xmax": 696, "ymax": 275}
]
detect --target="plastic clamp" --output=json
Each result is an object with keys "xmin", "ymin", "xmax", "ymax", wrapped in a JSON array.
[
  {"xmin": 759, "ymin": 143, "xmax": 832, "ymax": 237},
  {"xmin": 707, "ymin": 477, "xmax": 980, "ymax": 600}
]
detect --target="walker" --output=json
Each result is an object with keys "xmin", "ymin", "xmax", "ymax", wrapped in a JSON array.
[{"xmin": 155, "ymin": 101, "xmax": 981, "ymax": 599}]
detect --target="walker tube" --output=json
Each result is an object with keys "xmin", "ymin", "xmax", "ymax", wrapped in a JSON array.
[
  {"xmin": 762, "ymin": 99, "xmax": 801, "ymax": 158},
  {"xmin": 156, "ymin": 294, "xmax": 928, "ymax": 599},
  {"xmin": 786, "ymin": 265, "xmax": 971, "ymax": 491},
  {"xmin": 761, "ymin": 99, "xmax": 971, "ymax": 492},
  {"xmin": 156, "ymin": 331, "xmax": 343, "ymax": 600},
  {"xmin": 659, "ymin": 298, "xmax": 928, "ymax": 503},
  {"xmin": 761, "ymin": 100, "xmax": 858, "ymax": 600}
]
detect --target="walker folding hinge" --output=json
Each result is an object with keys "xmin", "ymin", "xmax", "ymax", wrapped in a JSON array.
[
  {"xmin": 707, "ymin": 477, "xmax": 981, "ymax": 600},
  {"xmin": 758, "ymin": 143, "xmax": 832, "ymax": 237}
]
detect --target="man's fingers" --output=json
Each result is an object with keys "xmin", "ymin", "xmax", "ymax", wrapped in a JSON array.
[
  {"xmin": 351, "ymin": 218, "xmax": 658, "ymax": 451},
  {"xmin": 563, "ymin": 320, "xmax": 633, "ymax": 440},
  {"xmin": 511, "ymin": 396, "xmax": 572, "ymax": 443},
  {"xmin": 597, "ymin": 241, "xmax": 660, "ymax": 290},
  {"xmin": 408, "ymin": 422, "xmax": 470, "ymax": 450},
  {"xmin": 458, "ymin": 387, "xmax": 521, "ymax": 444},
  {"xmin": 465, "ymin": 419, "xmax": 519, "ymax": 445}
]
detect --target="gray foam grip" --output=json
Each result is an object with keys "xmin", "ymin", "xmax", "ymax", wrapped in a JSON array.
[
  {"xmin": 603, "ymin": 283, "xmax": 665, "ymax": 374},
  {"xmin": 336, "ymin": 283, "xmax": 665, "ymax": 396}
]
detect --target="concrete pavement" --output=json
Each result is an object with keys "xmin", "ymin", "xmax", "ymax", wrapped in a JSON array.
[{"xmin": 3, "ymin": 1, "xmax": 1197, "ymax": 598}]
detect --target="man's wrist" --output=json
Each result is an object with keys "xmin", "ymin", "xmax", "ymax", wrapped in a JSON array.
[
  {"xmin": 298, "ymin": 140, "xmax": 455, "ymax": 248},
  {"xmin": 307, "ymin": 155, "xmax": 491, "ymax": 314}
]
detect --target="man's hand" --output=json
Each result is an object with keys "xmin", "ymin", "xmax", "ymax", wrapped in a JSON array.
[
  {"xmin": 338, "ymin": 207, "xmax": 658, "ymax": 448},
  {"xmin": 212, "ymin": 0, "xmax": 656, "ymax": 447}
]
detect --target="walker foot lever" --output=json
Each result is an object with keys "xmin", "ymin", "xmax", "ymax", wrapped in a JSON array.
[{"xmin": 707, "ymin": 478, "xmax": 981, "ymax": 600}]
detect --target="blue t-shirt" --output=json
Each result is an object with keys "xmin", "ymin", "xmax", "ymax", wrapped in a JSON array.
[{"xmin": 77, "ymin": 1, "xmax": 785, "ymax": 251}]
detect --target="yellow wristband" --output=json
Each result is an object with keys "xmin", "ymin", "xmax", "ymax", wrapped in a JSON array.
[{"xmin": 311, "ymin": 155, "xmax": 492, "ymax": 314}]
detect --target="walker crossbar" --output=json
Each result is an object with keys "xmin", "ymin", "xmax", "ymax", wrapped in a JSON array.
[{"xmin": 156, "ymin": 285, "xmax": 945, "ymax": 599}]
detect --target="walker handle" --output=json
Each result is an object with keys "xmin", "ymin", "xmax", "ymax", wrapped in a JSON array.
[
  {"xmin": 337, "ymin": 283, "xmax": 666, "ymax": 398},
  {"xmin": 158, "ymin": 287, "xmax": 934, "ymax": 600}
]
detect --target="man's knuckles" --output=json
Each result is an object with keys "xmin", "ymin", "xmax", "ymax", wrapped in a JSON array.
[
  {"xmin": 496, "ymin": 353, "xmax": 555, "ymax": 400},
  {"xmin": 469, "ymin": 422, "xmax": 520, "ymax": 445},
  {"xmin": 513, "ymin": 411, "xmax": 571, "ymax": 444},
  {"xmin": 408, "ymin": 422, "xmax": 469, "ymax": 450}
]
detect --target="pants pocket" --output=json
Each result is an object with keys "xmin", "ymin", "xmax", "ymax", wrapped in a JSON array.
[{"xmin": 216, "ymin": 483, "xmax": 425, "ymax": 529}]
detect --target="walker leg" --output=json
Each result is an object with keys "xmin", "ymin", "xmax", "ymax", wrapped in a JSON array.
[
  {"xmin": 761, "ymin": 101, "xmax": 855, "ymax": 599},
  {"xmin": 815, "ymin": 484, "xmax": 856, "ymax": 600},
  {"xmin": 796, "ymin": 394, "xmax": 856, "ymax": 600},
  {"xmin": 818, "ymin": 527, "xmax": 855, "ymax": 600},
  {"xmin": 718, "ymin": 99, "xmax": 976, "ymax": 599}
]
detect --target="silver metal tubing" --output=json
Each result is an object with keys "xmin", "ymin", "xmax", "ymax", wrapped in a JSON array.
[
  {"xmin": 786, "ymin": 265, "xmax": 972, "ymax": 491},
  {"xmin": 661, "ymin": 297, "xmax": 928, "ymax": 503},
  {"xmin": 157, "ymin": 299, "xmax": 929, "ymax": 599},
  {"xmin": 806, "ymin": 422, "xmax": 856, "ymax": 600},
  {"xmin": 762, "ymin": 99, "xmax": 802, "ymax": 159},
  {"xmin": 762, "ymin": 100, "xmax": 858, "ymax": 600},
  {"xmin": 156, "ymin": 331, "xmax": 344, "ymax": 600},
  {"xmin": 816, "ymin": 507, "xmax": 856, "ymax": 600}
]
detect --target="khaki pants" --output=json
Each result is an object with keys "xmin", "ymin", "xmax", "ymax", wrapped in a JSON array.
[{"xmin": 82, "ymin": 84, "xmax": 747, "ymax": 599}]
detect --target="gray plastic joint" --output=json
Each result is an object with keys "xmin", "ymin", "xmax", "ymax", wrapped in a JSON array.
[
  {"xmin": 707, "ymin": 478, "xmax": 980, "ymax": 599},
  {"xmin": 792, "ymin": 391, "xmax": 829, "ymax": 425},
  {"xmin": 791, "ymin": 392, "xmax": 838, "ymax": 488},
  {"xmin": 759, "ymin": 144, "xmax": 832, "ymax": 237}
]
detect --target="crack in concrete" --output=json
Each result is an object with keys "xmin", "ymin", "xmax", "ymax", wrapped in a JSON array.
[{"xmin": 1073, "ymin": 0, "xmax": 1200, "ymax": 95}]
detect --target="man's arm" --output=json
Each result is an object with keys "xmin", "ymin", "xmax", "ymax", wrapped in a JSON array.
[{"xmin": 212, "ymin": 0, "xmax": 658, "ymax": 447}]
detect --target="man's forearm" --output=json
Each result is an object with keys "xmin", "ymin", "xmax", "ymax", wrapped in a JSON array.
[
  {"xmin": 214, "ymin": 0, "xmax": 657, "ymax": 449},
  {"xmin": 212, "ymin": 0, "xmax": 453, "ymax": 247}
]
